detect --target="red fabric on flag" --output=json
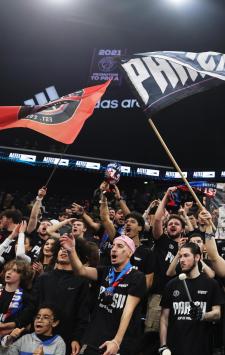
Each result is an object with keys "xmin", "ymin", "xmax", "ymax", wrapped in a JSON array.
[{"xmin": 0, "ymin": 81, "xmax": 110, "ymax": 144}]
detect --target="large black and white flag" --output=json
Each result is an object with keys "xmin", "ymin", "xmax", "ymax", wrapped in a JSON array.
[{"xmin": 121, "ymin": 51, "xmax": 225, "ymax": 115}]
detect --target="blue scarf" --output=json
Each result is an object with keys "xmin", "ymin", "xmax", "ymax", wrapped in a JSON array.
[{"xmin": 104, "ymin": 261, "xmax": 132, "ymax": 296}]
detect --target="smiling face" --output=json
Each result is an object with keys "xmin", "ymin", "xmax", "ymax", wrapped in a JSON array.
[
  {"xmin": 34, "ymin": 308, "xmax": 59, "ymax": 336},
  {"xmin": 57, "ymin": 247, "xmax": 70, "ymax": 265},
  {"xmin": 109, "ymin": 209, "xmax": 116, "ymax": 221}
]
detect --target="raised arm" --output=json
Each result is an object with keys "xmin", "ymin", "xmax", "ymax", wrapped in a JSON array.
[
  {"xmin": 0, "ymin": 224, "xmax": 19, "ymax": 258},
  {"xmin": 71, "ymin": 203, "xmax": 101, "ymax": 232},
  {"xmin": 143, "ymin": 200, "xmax": 160, "ymax": 231},
  {"xmin": 166, "ymin": 251, "xmax": 180, "ymax": 277},
  {"xmin": 46, "ymin": 218, "xmax": 74, "ymax": 236},
  {"xmin": 200, "ymin": 260, "xmax": 215, "ymax": 279},
  {"xmin": 201, "ymin": 210, "xmax": 225, "ymax": 277},
  {"xmin": 60, "ymin": 235, "xmax": 98, "ymax": 280},
  {"xmin": 178, "ymin": 207, "xmax": 194, "ymax": 233},
  {"xmin": 16, "ymin": 221, "xmax": 31, "ymax": 263},
  {"xmin": 113, "ymin": 185, "xmax": 130, "ymax": 217},
  {"xmin": 99, "ymin": 194, "xmax": 117, "ymax": 241},
  {"xmin": 27, "ymin": 187, "xmax": 47, "ymax": 234},
  {"xmin": 153, "ymin": 187, "xmax": 177, "ymax": 240}
]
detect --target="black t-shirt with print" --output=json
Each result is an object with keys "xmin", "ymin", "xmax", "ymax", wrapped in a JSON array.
[
  {"xmin": 0, "ymin": 229, "xmax": 11, "ymax": 243},
  {"xmin": 160, "ymin": 273, "xmax": 224, "ymax": 355},
  {"xmin": 131, "ymin": 244, "xmax": 155, "ymax": 275},
  {"xmin": 27, "ymin": 230, "xmax": 46, "ymax": 259},
  {"xmin": 151, "ymin": 234, "xmax": 178, "ymax": 294},
  {"xmin": 0, "ymin": 231, "xmax": 44, "ymax": 266},
  {"xmin": 0, "ymin": 239, "xmax": 16, "ymax": 267},
  {"xmin": 82, "ymin": 266, "xmax": 147, "ymax": 350}
]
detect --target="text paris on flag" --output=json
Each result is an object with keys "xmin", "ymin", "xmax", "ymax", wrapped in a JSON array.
[
  {"xmin": 0, "ymin": 80, "xmax": 111, "ymax": 144},
  {"xmin": 121, "ymin": 51, "xmax": 225, "ymax": 115}
]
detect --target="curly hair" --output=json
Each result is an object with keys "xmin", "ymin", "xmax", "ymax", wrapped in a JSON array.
[{"xmin": 3, "ymin": 259, "xmax": 34, "ymax": 290}]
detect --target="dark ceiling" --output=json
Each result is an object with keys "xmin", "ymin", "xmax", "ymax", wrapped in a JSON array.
[{"xmin": 0, "ymin": 0, "xmax": 224, "ymax": 170}]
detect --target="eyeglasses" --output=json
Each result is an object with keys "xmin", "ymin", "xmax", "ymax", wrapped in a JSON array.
[{"xmin": 35, "ymin": 315, "xmax": 54, "ymax": 321}]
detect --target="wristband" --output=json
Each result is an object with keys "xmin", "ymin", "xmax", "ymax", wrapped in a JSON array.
[
  {"xmin": 205, "ymin": 233, "xmax": 215, "ymax": 240},
  {"xmin": 111, "ymin": 339, "xmax": 120, "ymax": 350},
  {"xmin": 116, "ymin": 197, "xmax": 123, "ymax": 201},
  {"xmin": 36, "ymin": 196, "xmax": 43, "ymax": 202}
]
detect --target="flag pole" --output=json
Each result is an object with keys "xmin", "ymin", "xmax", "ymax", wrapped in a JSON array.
[
  {"xmin": 148, "ymin": 118, "xmax": 206, "ymax": 211},
  {"xmin": 44, "ymin": 144, "xmax": 69, "ymax": 188}
]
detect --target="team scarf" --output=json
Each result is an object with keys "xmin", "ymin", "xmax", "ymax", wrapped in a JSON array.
[
  {"xmin": 0, "ymin": 287, "xmax": 23, "ymax": 322},
  {"xmin": 104, "ymin": 261, "xmax": 132, "ymax": 296}
]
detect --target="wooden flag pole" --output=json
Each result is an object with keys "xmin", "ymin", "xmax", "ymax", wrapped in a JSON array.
[{"xmin": 148, "ymin": 118, "xmax": 205, "ymax": 211}]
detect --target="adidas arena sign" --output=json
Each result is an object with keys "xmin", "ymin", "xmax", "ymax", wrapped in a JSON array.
[{"xmin": 95, "ymin": 98, "xmax": 140, "ymax": 109}]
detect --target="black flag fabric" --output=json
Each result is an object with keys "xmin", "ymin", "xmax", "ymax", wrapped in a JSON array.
[{"xmin": 121, "ymin": 51, "xmax": 225, "ymax": 115}]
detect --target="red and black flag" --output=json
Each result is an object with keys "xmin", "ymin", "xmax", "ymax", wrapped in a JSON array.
[{"xmin": 0, "ymin": 80, "xmax": 110, "ymax": 144}]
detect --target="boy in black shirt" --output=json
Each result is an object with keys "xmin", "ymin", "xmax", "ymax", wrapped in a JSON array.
[{"xmin": 60, "ymin": 234, "xmax": 147, "ymax": 355}]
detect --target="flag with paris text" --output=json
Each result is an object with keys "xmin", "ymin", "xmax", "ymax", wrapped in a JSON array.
[{"xmin": 121, "ymin": 51, "xmax": 225, "ymax": 115}]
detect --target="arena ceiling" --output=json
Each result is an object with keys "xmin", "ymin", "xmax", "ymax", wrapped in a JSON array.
[{"xmin": 0, "ymin": 0, "xmax": 225, "ymax": 170}]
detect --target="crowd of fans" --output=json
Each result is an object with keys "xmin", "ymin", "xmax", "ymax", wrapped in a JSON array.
[{"xmin": 0, "ymin": 179, "xmax": 224, "ymax": 355}]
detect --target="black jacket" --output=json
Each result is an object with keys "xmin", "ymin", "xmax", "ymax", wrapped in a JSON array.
[{"xmin": 32, "ymin": 269, "xmax": 90, "ymax": 344}]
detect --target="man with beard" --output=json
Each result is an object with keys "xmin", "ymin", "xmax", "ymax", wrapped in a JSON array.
[
  {"xmin": 144, "ymin": 187, "xmax": 186, "ymax": 354},
  {"xmin": 60, "ymin": 234, "xmax": 146, "ymax": 355},
  {"xmin": 159, "ymin": 242, "xmax": 224, "ymax": 355},
  {"xmin": 32, "ymin": 246, "xmax": 89, "ymax": 355}
]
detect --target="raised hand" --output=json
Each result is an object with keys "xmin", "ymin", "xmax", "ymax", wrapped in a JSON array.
[
  {"xmin": 71, "ymin": 203, "xmax": 84, "ymax": 216},
  {"xmin": 19, "ymin": 220, "xmax": 27, "ymax": 234},
  {"xmin": 37, "ymin": 187, "xmax": 47, "ymax": 199},
  {"xmin": 60, "ymin": 234, "xmax": 75, "ymax": 252},
  {"xmin": 9, "ymin": 224, "xmax": 20, "ymax": 240}
]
